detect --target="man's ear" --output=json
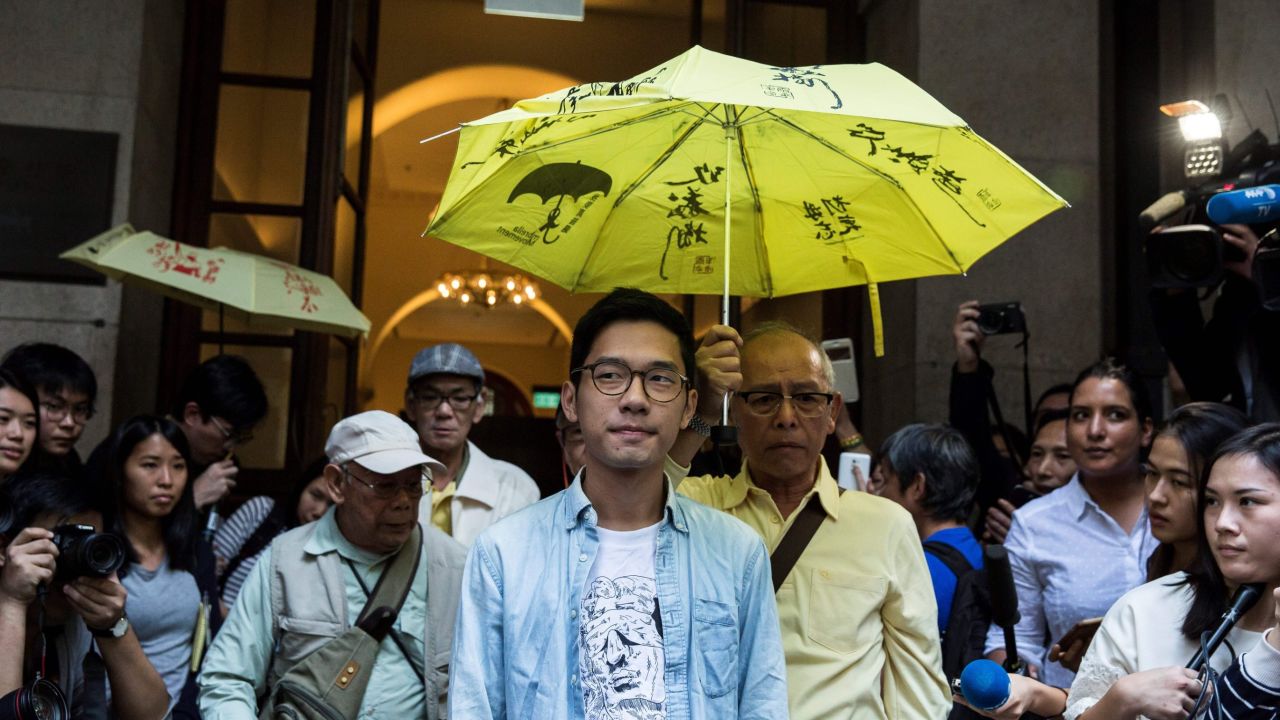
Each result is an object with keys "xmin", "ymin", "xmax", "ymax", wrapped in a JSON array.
[
  {"xmin": 909, "ymin": 472, "xmax": 927, "ymax": 503},
  {"xmin": 681, "ymin": 387, "xmax": 698, "ymax": 429},
  {"xmin": 469, "ymin": 387, "xmax": 487, "ymax": 425},
  {"xmin": 182, "ymin": 401, "xmax": 204, "ymax": 427},
  {"xmin": 324, "ymin": 464, "xmax": 347, "ymax": 506},
  {"xmin": 561, "ymin": 380, "xmax": 579, "ymax": 424},
  {"xmin": 1140, "ymin": 416, "xmax": 1156, "ymax": 448},
  {"xmin": 825, "ymin": 391, "xmax": 842, "ymax": 435}
]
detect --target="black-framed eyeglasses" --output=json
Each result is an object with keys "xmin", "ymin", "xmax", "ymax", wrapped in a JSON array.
[
  {"xmin": 342, "ymin": 463, "xmax": 430, "ymax": 500},
  {"xmin": 39, "ymin": 400, "xmax": 94, "ymax": 425},
  {"xmin": 736, "ymin": 391, "xmax": 835, "ymax": 417},
  {"xmin": 209, "ymin": 415, "xmax": 254, "ymax": 446},
  {"xmin": 410, "ymin": 391, "xmax": 480, "ymax": 412},
  {"xmin": 571, "ymin": 360, "xmax": 690, "ymax": 403}
]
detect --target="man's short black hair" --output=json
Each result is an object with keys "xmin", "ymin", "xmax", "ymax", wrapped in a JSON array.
[
  {"xmin": 569, "ymin": 288, "xmax": 696, "ymax": 380},
  {"xmin": 1, "ymin": 342, "xmax": 98, "ymax": 405},
  {"xmin": 173, "ymin": 355, "xmax": 268, "ymax": 431},
  {"xmin": 879, "ymin": 423, "xmax": 979, "ymax": 523}
]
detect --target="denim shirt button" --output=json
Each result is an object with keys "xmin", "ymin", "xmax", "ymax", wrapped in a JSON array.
[
  {"xmin": 570, "ymin": 609, "xmax": 578, "ymax": 619},
  {"xmin": 578, "ymin": 553, "xmax": 588, "ymax": 562}
]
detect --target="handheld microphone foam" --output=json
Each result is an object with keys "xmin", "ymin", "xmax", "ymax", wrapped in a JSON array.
[
  {"xmin": 986, "ymin": 545, "xmax": 1020, "ymax": 628},
  {"xmin": 1139, "ymin": 190, "xmax": 1190, "ymax": 229},
  {"xmin": 959, "ymin": 659, "xmax": 1011, "ymax": 711},
  {"xmin": 1187, "ymin": 582, "xmax": 1266, "ymax": 670},
  {"xmin": 1207, "ymin": 185, "xmax": 1280, "ymax": 225}
]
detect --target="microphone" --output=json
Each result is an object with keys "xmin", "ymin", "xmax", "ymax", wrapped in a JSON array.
[
  {"xmin": 1187, "ymin": 583, "xmax": 1266, "ymax": 670},
  {"xmin": 1139, "ymin": 190, "xmax": 1190, "ymax": 229},
  {"xmin": 1207, "ymin": 185, "xmax": 1280, "ymax": 225},
  {"xmin": 203, "ymin": 506, "xmax": 221, "ymax": 543},
  {"xmin": 959, "ymin": 658, "xmax": 1010, "ymax": 711},
  {"xmin": 985, "ymin": 545, "xmax": 1025, "ymax": 674}
]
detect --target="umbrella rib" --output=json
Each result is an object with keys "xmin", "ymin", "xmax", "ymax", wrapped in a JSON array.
[
  {"xmin": 763, "ymin": 109, "xmax": 966, "ymax": 274},
  {"xmin": 511, "ymin": 103, "xmax": 701, "ymax": 157},
  {"xmin": 610, "ymin": 103, "xmax": 720, "ymax": 207}
]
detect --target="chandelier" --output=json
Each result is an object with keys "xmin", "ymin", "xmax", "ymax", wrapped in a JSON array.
[{"xmin": 435, "ymin": 270, "xmax": 540, "ymax": 308}]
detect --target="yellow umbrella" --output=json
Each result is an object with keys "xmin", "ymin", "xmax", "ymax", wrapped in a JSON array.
[
  {"xmin": 426, "ymin": 45, "xmax": 1066, "ymax": 355},
  {"xmin": 61, "ymin": 224, "xmax": 370, "ymax": 338}
]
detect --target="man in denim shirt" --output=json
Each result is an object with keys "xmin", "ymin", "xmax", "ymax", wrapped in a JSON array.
[{"xmin": 450, "ymin": 288, "xmax": 788, "ymax": 719}]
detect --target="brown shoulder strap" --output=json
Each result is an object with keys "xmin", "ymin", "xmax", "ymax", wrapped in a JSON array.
[{"xmin": 770, "ymin": 489, "xmax": 841, "ymax": 593}]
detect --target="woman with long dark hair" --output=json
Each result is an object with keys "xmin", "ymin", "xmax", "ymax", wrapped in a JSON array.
[
  {"xmin": 1143, "ymin": 402, "xmax": 1249, "ymax": 581},
  {"xmin": 983, "ymin": 358, "xmax": 1159, "ymax": 687},
  {"xmin": 101, "ymin": 415, "xmax": 208, "ymax": 718},
  {"xmin": 212, "ymin": 457, "xmax": 332, "ymax": 615},
  {"xmin": 1065, "ymin": 424, "xmax": 1280, "ymax": 719}
]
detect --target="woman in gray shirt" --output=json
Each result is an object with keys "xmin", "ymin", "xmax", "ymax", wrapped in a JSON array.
[{"xmin": 100, "ymin": 415, "xmax": 203, "ymax": 717}]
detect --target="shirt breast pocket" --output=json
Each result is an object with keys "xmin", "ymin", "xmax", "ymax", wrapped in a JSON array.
[
  {"xmin": 693, "ymin": 597, "xmax": 739, "ymax": 699},
  {"xmin": 805, "ymin": 570, "xmax": 887, "ymax": 654}
]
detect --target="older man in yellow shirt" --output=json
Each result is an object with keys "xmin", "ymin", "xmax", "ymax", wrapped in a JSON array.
[{"xmin": 668, "ymin": 322, "xmax": 951, "ymax": 720}]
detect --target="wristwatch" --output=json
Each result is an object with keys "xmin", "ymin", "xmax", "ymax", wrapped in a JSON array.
[
  {"xmin": 687, "ymin": 414, "xmax": 713, "ymax": 438},
  {"xmin": 90, "ymin": 613, "xmax": 129, "ymax": 640}
]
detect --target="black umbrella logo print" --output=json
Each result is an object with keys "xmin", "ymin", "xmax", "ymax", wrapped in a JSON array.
[{"xmin": 507, "ymin": 161, "xmax": 612, "ymax": 244}]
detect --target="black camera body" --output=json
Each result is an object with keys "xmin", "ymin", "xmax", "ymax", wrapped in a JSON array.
[
  {"xmin": 976, "ymin": 302, "xmax": 1027, "ymax": 336},
  {"xmin": 50, "ymin": 524, "xmax": 126, "ymax": 582}
]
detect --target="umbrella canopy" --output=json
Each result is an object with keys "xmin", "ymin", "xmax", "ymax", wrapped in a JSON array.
[
  {"xmin": 61, "ymin": 225, "xmax": 370, "ymax": 338},
  {"xmin": 425, "ymin": 45, "xmax": 1066, "ymax": 354}
]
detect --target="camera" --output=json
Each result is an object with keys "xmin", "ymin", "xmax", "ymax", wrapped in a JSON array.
[
  {"xmin": 1144, "ymin": 224, "xmax": 1249, "ymax": 289},
  {"xmin": 976, "ymin": 302, "xmax": 1027, "ymax": 336},
  {"xmin": 1140, "ymin": 98, "xmax": 1280, "ymax": 290},
  {"xmin": 50, "ymin": 524, "xmax": 125, "ymax": 582}
]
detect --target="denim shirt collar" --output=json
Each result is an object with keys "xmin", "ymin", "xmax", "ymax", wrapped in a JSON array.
[{"xmin": 561, "ymin": 470, "xmax": 689, "ymax": 533}]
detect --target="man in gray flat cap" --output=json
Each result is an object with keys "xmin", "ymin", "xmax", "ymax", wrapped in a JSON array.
[{"xmin": 404, "ymin": 342, "xmax": 540, "ymax": 546}]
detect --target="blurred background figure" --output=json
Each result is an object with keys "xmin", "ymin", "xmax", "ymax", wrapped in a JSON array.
[
  {"xmin": 1, "ymin": 343, "xmax": 97, "ymax": 479},
  {"xmin": 212, "ymin": 457, "xmax": 333, "ymax": 617}
]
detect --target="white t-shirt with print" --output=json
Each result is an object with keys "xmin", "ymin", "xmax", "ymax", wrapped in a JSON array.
[{"xmin": 578, "ymin": 522, "xmax": 666, "ymax": 719}]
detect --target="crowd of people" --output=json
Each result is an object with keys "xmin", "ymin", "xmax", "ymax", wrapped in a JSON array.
[{"xmin": 1, "ymin": 286, "xmax": 1279, "ymax": 719}]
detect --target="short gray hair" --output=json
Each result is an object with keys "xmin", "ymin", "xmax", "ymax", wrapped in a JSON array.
[
  {"xmin": 741, "ymin": 321, "xmax": 836, "ymax": 390},
  {"xmin": 878, "ymin": 423, "xmax": 978, "ymax": 522}
]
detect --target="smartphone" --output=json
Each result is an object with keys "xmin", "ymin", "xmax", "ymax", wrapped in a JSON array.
[
  {"xmin": 1055, "ymin": 617, "xmax": 1103, "ymax": 652},
  {"xmin": 837, "ymin": 452, "xmax": 872, "ymax": 491},
  {"xmin": 820, "ymin": 337, "xmax": 859, "ymax": 403}
]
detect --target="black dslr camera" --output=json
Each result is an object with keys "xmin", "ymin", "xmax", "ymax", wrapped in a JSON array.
[
  {"xmin": 976, "ymin": 302, "xmax": 1027, "ymax": 336},
  {"xmin": 50, "ymin": 524, "xmax": 126, "ymax": 582}
]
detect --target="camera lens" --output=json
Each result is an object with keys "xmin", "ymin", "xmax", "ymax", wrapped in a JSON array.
[
  {"xmin": 80, "ymin": 534, "xmax": 126, "ymax": 577},
  {"xmin": 1167, "ymin": 233, "xmax": 1218, "ymax": 284},
  {"xmin": 976, "ymin": 311, "xmax": 1003, "ymax": 335},
  {"xmin": 0, "ymin": 679, "xmax": 68, "ymax": 720}
]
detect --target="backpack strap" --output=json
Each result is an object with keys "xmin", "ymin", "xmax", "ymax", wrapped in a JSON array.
[
  {"xmin": 770, "ymin": 488, "xmax": 843, "ymax": 593},
  {"xmin": 923, "ymin": 540, "xmax": 974, "ymax": 578}
]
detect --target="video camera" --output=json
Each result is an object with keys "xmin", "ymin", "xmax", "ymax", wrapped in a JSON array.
[{"xmin": 1138, "ymin": 96, "xmax": 1280, "ymax": 293}]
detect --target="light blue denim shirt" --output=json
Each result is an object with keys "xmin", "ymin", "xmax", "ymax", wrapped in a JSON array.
[{"xmin": 449, "ymin": 475, "xmax": 789, "ymax": 719}]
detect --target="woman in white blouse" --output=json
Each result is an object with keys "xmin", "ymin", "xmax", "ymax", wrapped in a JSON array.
[
  {"xmin": 985, "ymin": 358, "xmax": 1158, "ymax": 688},
  {"xmin": 1066, "ymin": 424, "xmax": 1280, "ymax": 720}
]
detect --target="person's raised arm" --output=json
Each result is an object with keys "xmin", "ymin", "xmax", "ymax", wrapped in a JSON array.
[
  {"xmin": 448, "ymin": 540, "xmax": 506, "ymax": 720},
  {"xmin": 0, "ymin": 528, "xmax": 56, "ymax": 697},
  {"xmin": 669, "ymin": 325, "xmax": 743, "ymax": 468},
  {"xmin": 65, "ymin": 573, "xmax": 169, "ymax": 718}
]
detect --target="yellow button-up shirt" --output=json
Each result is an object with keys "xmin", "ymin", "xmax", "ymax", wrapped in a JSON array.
[
  {"xmin": 429, "ymin": 480, "xmax": 456, "ymax": 535},
  {"xmin": 675, "ymin": 459, "xmax": 951, "ymax": 720}
]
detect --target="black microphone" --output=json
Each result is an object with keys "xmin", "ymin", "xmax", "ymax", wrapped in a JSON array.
[
  {"xmin": 985, "ymin": 545, "xmax": 1024, "ymax": 673},
  {"xmin": 1187, "ymin": 583, "xmax": 1266, "ymax": 671}
]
